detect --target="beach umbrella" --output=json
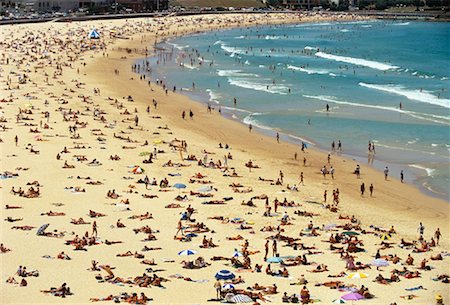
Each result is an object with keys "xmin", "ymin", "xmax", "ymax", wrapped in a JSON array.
[
  {"xmin": 178, "ymin": 249, "xmax": 197, "ymax": 256},
  {"xmin": 266, "ymin": 256, "xmax": 284, "ymax": 263},
  {"xmin": 230, "ymin": 294, "xmax": 253, "ymax": 303},
  {"xmin": 232, "ymin": 250, "xmax": 243, "ymax": 257},
  {"xmin": 380, "ymin": 234, "xmax": 391, "ymax": 240},
  {"xmin": 131, "ymin": 166, "xmax": 144, "ymax": 174},
  {"xmin": 347, "ymin": 272, "xmax": 368, "ymax": 279},
  {"xmin": 153, "ymin": 139, "xmax": 163, "ymax": 144},
  {"xmin": 371, "ymin": 259, "xmax": 389, "ymax": 267},
  {"xmin": 332, "ymin": 299, "xmax": 347, "ymax": 304},
  {"xmin": 342, "ymin": 231, "xmax": 360, "ymax": 236},
  {"xmin": 37, "ymin": 223, "xmax": 49, "ymax": 235},
  {"xmin": 215, "ymin": 270, "xmax": 235, "ymax": 280},
  {"xmin": 173, "ymin": 183, "xmax": 186, "ymax": 189},
  {"xmin": 222, "ymin": 283, "xmax": 235, "ymax": 290},
  {"xmin": 186, "ymin": 233, "xmax": 197, "ymax": 238},
  {"xmin": 341, "ymin": 292, "xmax": 364, "ymax": 301},
  {"xmin": 139, "ymin": 151, "xmax": 151, "ymax": 156}
]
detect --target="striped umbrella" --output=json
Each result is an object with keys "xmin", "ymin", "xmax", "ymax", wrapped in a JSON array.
[
  {"xmin": 380, "ymin": 234, "xmax": 391, "ymax": 240},
  {"xmin": 178, "ymin": 249, "xmax": 197, "ymax": 256},
  {"xmin": 215, "ymin": 270, "xmax": 235, "ymax": 280},
  {"xmin": 222, "ymin": 283, "xmax": 235, "ymax": 290}
]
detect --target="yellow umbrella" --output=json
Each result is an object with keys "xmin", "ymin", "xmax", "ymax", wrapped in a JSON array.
[
  {"xmin": 347, "ymin": 272, "xmax": 368, "ymax": 279},
  {"xmin": 380, "ymin": 234, "xmax": 391, "ymax": 240}
]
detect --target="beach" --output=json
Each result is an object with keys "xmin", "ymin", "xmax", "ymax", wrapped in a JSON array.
[{"xmin": 1, "ymin": 13, "xmax": 448, "ymax": 304}]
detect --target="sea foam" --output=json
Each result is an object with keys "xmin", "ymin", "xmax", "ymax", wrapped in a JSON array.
[
  {"xmin": 315, "ymin": 52, "xmax": 399, "ymax": 71},
  {"xmin": 359, "ymin": 83, "xmax": 450, "ymax": 109}
]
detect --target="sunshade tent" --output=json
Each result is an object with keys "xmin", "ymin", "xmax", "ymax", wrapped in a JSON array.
[
  {"xmin": 215, "ymin": 270, "xmax": 235, "ymax": 280},
  {"xmin": 89, "ymin": 29, "xmax": 100, "ymax": 39}
]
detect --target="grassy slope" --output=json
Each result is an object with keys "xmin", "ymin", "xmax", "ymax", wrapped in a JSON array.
[{"xmin": 170, "ymin": 0, "xmax": 266, "ymax": 8}]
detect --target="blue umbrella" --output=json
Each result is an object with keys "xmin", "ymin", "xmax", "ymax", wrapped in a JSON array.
[
  {"xmin": 178, "ymin": 249, "xmax": 197, "ymax": 256},
  {"xmin": 266, "ymin": 256, "xmax": 284, "ymax": 263},
  {"xmin": 215, "ymin": 269, "xmax": 235, "ymax": 280},
  {"xmin": 173, "ymin": 183, "xmax": 187, "ymax": 189},
  {"xmin": 232, "ymin": 250, "xmax": 243, "ymax": 257},
  {"xmin": 222, "ymin": 283, "xmax": 235, "ymax": 290}
]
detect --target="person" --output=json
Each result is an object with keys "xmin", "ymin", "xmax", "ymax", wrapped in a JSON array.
[
  {"xmin": 92, "ymin": 221, "xmax": 97, "ymax": 236},
  {"xmin": 249, "ymin": 124, "xmax": 252, "ymax": 132},
  {"xmin": 272, "ymin": 240, "xmax": 277, "ymax": 256},
  {"xmin": 299, "ymin": 172, "xmax": 304, "ymax": 185},
  {"xmin": 418, "ymin": 222, "xmax": 425, "ymax": 235},
  {"xmin": 276, "ymin": 132, "xmax": 280, "ymax": 143},
  {"xmin": 134, "ymin": 115, "xmax": 139, "ymax": 127},
  {"xmin": 264, "ymin": 240, "xmax": 269, "ymax": 261},
  {"xmin": 384, "ymin": 166, "xmax": 389, "ymax": 180},
  {"xmin": 360, "ymin": 183, "xmax": 365, "ymax": 196},
  {"xmin": 15, "ymin": 135, "xmax": 18, "ymax": 146},
  {"xmin": 369, "ymin": 184, "xmax": 374, "ymax": 197},
  {"xmin": 434, "ymin": 228, "xmax": 441, "ymax": 245},
  {"xmin": 300, "ymin": 286, "xmax": 310, "ymax": 304},
  {"xmin": 400, "ymin": 170, "xmax": 404, "ymax": 183},
  {"xmin": 214, "ymin": 279, "xmax": 222, "ymax": 299}
]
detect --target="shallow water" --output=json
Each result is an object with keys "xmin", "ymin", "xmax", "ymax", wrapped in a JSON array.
[{"xmin": 141, "ymin": 20, "xmax": 450, "ymax": 200}]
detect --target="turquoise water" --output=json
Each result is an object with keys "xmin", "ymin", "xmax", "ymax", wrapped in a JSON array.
[{"xmin": 142, "ymin": 20, "xmax": 450, "ymax": 199}]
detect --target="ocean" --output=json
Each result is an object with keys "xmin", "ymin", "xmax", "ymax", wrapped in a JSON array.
[{"xmin": 140, "ymin": 20, "xmax": 450, "ymax": 200}]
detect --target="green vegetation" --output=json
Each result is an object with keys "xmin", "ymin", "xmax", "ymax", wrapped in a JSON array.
[{"xmin": 170, "ymin": 0, "xmax": 266, "ymax": 8}]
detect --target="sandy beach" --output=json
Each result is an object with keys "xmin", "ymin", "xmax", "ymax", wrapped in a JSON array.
[{"xmin": 1, "ymin": 13, "xmax": 448, "ymax": 305}]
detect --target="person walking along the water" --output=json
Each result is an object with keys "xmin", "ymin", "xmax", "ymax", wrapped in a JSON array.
[{"xmin": 400, "ymin": 170, "xmax": 404, "ymax": 183}]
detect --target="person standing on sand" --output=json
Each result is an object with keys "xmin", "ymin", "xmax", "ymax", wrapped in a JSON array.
[
  {"xmin": 434, "ymin": 228, "xmax": 441, "ymax": 245},
  {"xmin": 323, "ymin": 190, "xmax": 327, "ymax": 203},
  {"xmin": 400, "ymin": 170, "xmax": 404, "ymax": 183},
  {"xmin": 134, "ymin": 115, "xmax": 139, "ymax": 127},
  {"xmin": 264, "ymin": 240, "xmax": 269, "ymax": 260},
  {"xmin": 294, "ymin": 152, "xmax": 297, "ymax": 160},
  {"xmin": 92, "ymin": 221, "xmax": 97, "ymax": 237},
  {"xmin": 369, "ymin": 184, "xmax": 374, "ymax": 197},
  {"xmin": 189, "ymin": 110, "xmax": 194, "ymax": 119},
  {"xmin": 214, "ymin": 279, "xmax": 222, "ymax": 299},
  {"xmin": 182, "ymin": 111, "xmax": 185, "ymax": 120},
  {"xmin": 248, "ymin": 124, "xmax": 252, "ymax": 132},
  {"xmin": 299, "ymin": 172, "xmax": 304, "ymax": 186},
  {"xmin": 418, "ymin": 222, "xmax": 425, "ymax": 236},
  {"xmin": 272, "ymin": 240, "xmax": 277, "ymax": 256},
  {"xmin": 338, "ymin": 140, "xmax": 342, "ymax": 152},
  {"xmin": 14, "ymin": 135, "xmax": 18, "ymax": 146},
  {"xmin": 276, "ymin": 132, "xmax": 280, "ymax": 143},
  {"xmin": 360, "ymin": 183, "xmax": 365, "ymax": 196},
  {"xmin": 303, "ymin": 157, "xmax": 307, "ymax": 167},
  {"xmin": 384, "ymin": 167, "xmax": 389, "ymax": 180},
  {"xmin": 279, "ymin": 171, "xmax": 284, "ymax": 183}
]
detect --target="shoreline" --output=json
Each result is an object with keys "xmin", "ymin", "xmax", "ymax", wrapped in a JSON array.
[
  {"xmin": 1, "ymin": 13, "xmax": 448, "ymax": 304},
  {"xmin": 143, "ymin": 26, "xmax": 449, "ymax": 202}
]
